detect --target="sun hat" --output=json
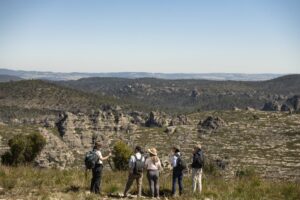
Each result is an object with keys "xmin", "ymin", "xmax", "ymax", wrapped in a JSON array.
[{"xmin": 147, "ymin": 148, "xmax": 158, "ymax": 156}]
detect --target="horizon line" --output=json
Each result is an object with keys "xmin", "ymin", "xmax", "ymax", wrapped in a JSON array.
[{"xmin": 0, "ymin": 67, "xmax": 294, "ymax": 75}]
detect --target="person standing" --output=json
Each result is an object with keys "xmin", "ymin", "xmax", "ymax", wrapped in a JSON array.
[
  {"xmin": 90, "ymin": 141, "xmax": 112, "ymax": 194},
  {"xmin": 191, "ymin": 144, "xmax": 204, "ymax": 193},
  {"xmin": 145, "ymin": 148, "xmax": 162, "ymax": 198},
  {"xmin": 124, "ymin": 146, "xmax": 145, "ymax": 198},
  {"xmin": 170, "ymin": 146, "xmax": 185, "ymax": 197}
]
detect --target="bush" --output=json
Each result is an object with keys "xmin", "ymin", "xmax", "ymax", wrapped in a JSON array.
[
  {"xmin": 1, "ymin": 132, "xmax": 46, "ymax": 165},
  {"xmin": 112, "ymin": 141, "xmax": 133, "ymax": 170}
]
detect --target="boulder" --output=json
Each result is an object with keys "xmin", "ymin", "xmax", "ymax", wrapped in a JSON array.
[
  {"xmin": 246, "ymin": 107, "xmax": 255, "ymax": 111},
  {"xmin": 164, "ymin": 126, "xmax": 176, "ymax": 134},
  {"xmin": 199, "ymin": 116, "xmax": 226, "ymax": 130},
  {"xmin": 233, "ymin": 107, "xmax": 241, "ymax": 111}
]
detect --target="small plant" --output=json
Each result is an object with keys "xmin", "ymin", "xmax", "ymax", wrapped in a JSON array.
[
  {"xmin": 112, "ymin": 140, "xmax": 133, "ymax": 170},
  {"xmin": 1, "ymin": 132, "xmax": 46, "ymax": 165},
  {"xmin": 203, "ymin": 160, "xmax": 220, "ymax": 176},
  {"xmin": 235, "ymin": 167, "xmax": 257, "ymax": 178}
]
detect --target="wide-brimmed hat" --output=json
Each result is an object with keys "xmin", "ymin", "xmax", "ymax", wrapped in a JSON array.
[
  {"xmin": 147, "ymin": 148, "xmax": 158, "ymax": 156},
  {"xmin": 194, "ymin": 143, "xmax": 202, "ymax": 150}
]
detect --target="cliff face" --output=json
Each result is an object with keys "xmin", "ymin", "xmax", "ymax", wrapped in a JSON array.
[{"xmin": 0, "ymin": 109, "xmax": 139, "ymax": 169}]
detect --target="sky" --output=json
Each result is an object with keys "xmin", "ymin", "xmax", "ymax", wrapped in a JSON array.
[{"xmin": 0, "ymin": 0, "xmax": 299, "ymax": 73}]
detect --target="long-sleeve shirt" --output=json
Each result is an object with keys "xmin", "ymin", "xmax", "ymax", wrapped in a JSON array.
[{"xmin": 145, "ymin": 157, "xmax": 162, "ymax": 171}]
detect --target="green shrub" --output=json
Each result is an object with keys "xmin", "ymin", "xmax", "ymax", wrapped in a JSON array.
[
  {"xmin": 203, "ymin": 160, "xmax": 220, "ymax": 176},
  {"xmin": 112, "ymin": 141, "xmax": 133, "ymax": 170},
  {"xmin": 1, "ymin": 132, "xmax": 46, "ymax": 165}
]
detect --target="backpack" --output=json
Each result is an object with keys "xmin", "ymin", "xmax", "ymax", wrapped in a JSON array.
[
  {"xmin": 133, "ymin": 155, "xmax": 144, "ymax": 175},
  {"xmin": 85, "ymin": 150, "xmax": 99, "ymax": 169},
  {"xmin": 192, "ymin": 150, "xmax": 204, "ymax": 169},
  {"xmin": 175, "ymin": 156, "xmax": 187, "ymax": 171}
]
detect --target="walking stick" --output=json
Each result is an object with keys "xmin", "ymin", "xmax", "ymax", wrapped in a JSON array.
[{"xmin": 108, "ymin": 157, "xmax": 114, "ymax": 171}]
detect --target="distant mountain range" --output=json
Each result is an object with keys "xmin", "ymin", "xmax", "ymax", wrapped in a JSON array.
[
  {"xmin": 0, "ymin": 74, "xmax": 23, "ymax": 82},
  {"xmin": 1, "ymin": 72, "xmax": 299, "ymax": 113},
  {"xmin": 0, "ymin": 68, "xmax": 284, "ymax": 81}
]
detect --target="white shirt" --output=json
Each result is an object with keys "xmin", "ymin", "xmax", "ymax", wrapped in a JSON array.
[
  {"xmin": 129, "ymin": 152, "xmax": 145, "ymax": 169},
  {"xmin": 95, "ymin": 150, "xmax": 103, "ymax": 164},
  {"xmin": 170, "ymin": 152, "xmax": 181, "ymax": 167}
]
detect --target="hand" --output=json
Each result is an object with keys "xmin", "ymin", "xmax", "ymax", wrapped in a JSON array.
[{"xmin": 108, "ymin": 152, "xmax": 112, "ymax": 157}]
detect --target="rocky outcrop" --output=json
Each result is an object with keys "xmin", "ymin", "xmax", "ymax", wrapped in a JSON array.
[
  {"xmin": 34, "ymin": 109, "xmax": 138, "ymax": 168},
  {"xmin": 280, "ymin": 104, "xmax": 291, "ymax": 112},
  {"xmin": 145, "ymin": 111, "xmax": 169, "ymax": 127},
  {"xmin": 199, "ymin": 116, "xmax": 226, "ymax": 130},
  {"xmin": 262, "ymin": 101, "xmax": 281, "ymax": 111},
  {"xmin": 128, "ymin": 111, "xmax": 146, "ymax": 125},
  {"xmin": 261, "ymin": 95, "xmax": 300, "ymax": 112},
  {"xmin": 285, "ymin": 95, "xmax": 300, "ymax": 111},
  {"xmin": 233, "ymin": 107, "xmax": 241, "ymax": 111},
  {"xmin": 164, "ymin": 126, "xmax": 176, "ymax": 134},
  {"xmin": 35, "ymin": 128, "xmax": 75, "ymax": 169},
  {"xmin": 190, "ymin": 89, "xmax": 200, "ymax": 98},
  {"xmin": 169, "ymin": 115, "xmax": 191, "ymax": 126},
  {"xmin": 246, "ymin": 107, "xmax": 255, "ymax": 111}
]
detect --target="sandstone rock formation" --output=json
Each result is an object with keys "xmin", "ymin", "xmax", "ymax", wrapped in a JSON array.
[
  {"xmin": 35, "ymin": 128, "xmax": 75, "ymax": 169},
  {"xmin": 169, "ymin": 115, "xmax": 191, "ymax": 126},
  {"xmin": 285, "ymin": 95, "xmax": 300, "ymax": 111},
  {"xmin": 199, "ymin": 116, "xmax": 226, "ymax": 131},
  {"xmin": 145, "ymin": 111, "xmax": 169, "ymax": 127}
]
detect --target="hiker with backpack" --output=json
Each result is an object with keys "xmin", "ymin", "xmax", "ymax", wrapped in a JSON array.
[
  {"xmin": 170, "ymin": 146, "xmax": 186, "ymax": 197},
  {"xmin": 191, "ymin": 144, "xmax": 204, "ymax": 193},
  {"xmin": 144, "ymin": 148, "xmax": 162, "ymax": 198},
  {"xmin": 123, "ymin": 146, "xmax": 145, "ymax": 198},
  {"xmin": 88, "ymin": 141, "xmax": 112, "ymax": 194}
]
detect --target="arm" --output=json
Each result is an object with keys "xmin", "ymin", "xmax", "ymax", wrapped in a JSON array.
[
  {"xmin": 99, "ymin": 151, "xmax": 112, "ymax": 161},
  {"xmin": 171, "ymin": 155, "xmax": 177, "ymax": 167},
  {"xmin": 144, "ymin": 158, "xmax": 148, "ymax": 169},
  {"xmin": 128, "ymin": 156, "xmax": 135, "ymax": 173},
  {"xmin": 157, "ymin": 159, "xmax": 163, "ymax": 171}
]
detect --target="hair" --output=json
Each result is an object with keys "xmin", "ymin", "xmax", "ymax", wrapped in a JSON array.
[
  {"xmin": 135, "ymin": 146, "xmax": 142, "ymax": 153},
  {"xmin": 150, "ymin": 154, "xmax": 159, "ymax": 164},
  {"xmin": 172, "ymin": 146, "xmax": 180, "ymax": 153},
  {"xmin": 94, "ymin": 142, "xmax": 102, "ymax": 150},
  {"xmin": 194, "ymin": 144, "xmax": 202, "ymax": 150}
]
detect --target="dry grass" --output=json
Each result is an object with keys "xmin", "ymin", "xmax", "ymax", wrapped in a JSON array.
[{"xmin": 0, "ymin": 166, "xmax": 299, "ymax": 200}]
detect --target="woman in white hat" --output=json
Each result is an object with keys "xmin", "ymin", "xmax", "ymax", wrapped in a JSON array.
[{"xmin": 144, "ymin": 148, "xmax": 162, "ymax": 198}]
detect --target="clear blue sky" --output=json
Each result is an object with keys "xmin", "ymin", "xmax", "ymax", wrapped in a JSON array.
[{"xmin": 0, "ymin": 0, "xmax": 299, "ymax": 73}]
